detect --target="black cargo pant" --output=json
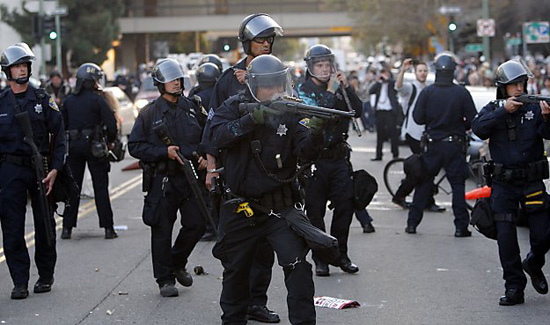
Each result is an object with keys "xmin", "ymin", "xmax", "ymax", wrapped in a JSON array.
[
  {"xmin": 407, "ymin": 141, "xmax": 469, "ymax": 230},
  {"xmin": 64, "ymin": 139, "xmax": 113, "ymax": 229},
  {"xmin": 144, "ymin": 173, "xmax": 206, "ymax": 285},
  {"xmin": 0, "ymin": 161, "xmax": 56, "ymax": 286},
  {"xmin": 213, "ymin": 204, "xmax": 315, "ymax": 325},
  {"xmin": 306, "ymin": 158, "xmax": 355, "ymax": 263},
  {"xmin": 491, "ymin": 180, "xmax": 550, "ymax": 291}
]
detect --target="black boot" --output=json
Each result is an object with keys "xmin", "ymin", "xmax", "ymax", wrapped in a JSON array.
[
  {"xmin": 247, "ymin": 305, "xmax": 280, "ymax": 323},
  {"xmin": 104, "ymin": 227, "xmax": 118, "ymax": 239},
  {"xmin": 34, "ymin": 278, "xmax": 54, "ymax": 293},
  {"xmin": 61, "ymin": 227, "xmax": 72, "ymax": 239},
  {"xmin": 11, "ymin": 284, "xmax": 28, "ymax": 300},
  {"xmin": 499, "ymin": 288, "xmax": 524, "ymax": 306}
]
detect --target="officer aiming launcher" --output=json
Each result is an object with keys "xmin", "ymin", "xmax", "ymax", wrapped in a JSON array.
[
  {"xmin": 153, "ymin": 122, "xmax": 218, "ymax": 236},
  {"xmin": 239, "ymin": 98, "xmax": 355, "ymax": 119}
]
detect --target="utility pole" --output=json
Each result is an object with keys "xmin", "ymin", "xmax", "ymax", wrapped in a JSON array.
[
  {"xmin": 39, "ymin": 0, "xmax": 46, "ymax": 76},
  {"xmin": 482, "ymin": 0, "xmax": 490, "ymax": 63},
  {"xmin": 55, "ymin": 0, "xmax": 62, "ymax": 75}
]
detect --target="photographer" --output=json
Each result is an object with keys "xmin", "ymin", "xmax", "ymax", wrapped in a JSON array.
[{"xmin": 369, "ymin": 66, "xmax": 400, "ymax": 160}]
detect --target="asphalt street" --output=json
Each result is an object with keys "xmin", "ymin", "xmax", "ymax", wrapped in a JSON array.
[{"xmin": 0, "ymin": 131, "xmax": 548, "ymax": 325}]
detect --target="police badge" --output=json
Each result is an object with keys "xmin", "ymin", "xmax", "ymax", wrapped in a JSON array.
[
  {"xmin": 276, "ymin": 124, "xmax": 288, "ymax": 137},
  {"xmin": 34, "ymin": 103, "xmax": 43, "ymax": 114},
  {"xmin": 525, "ymin": 110, "xmax": 534, "ymax": 121}
]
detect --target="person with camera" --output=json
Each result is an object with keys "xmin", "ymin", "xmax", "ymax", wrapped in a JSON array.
[
  {"xmin": 472, "ymin": 60, "xmax": 550, "ymax": 306},
  {"xmin": 392, "ymin": 58, "xmax": 445, "ymax": 212},
  {"xmin": 61, "ymin": 63, "xmax": 118, "ymax": 240},
  {"xmin": 369, "ymin": 66, "xmax": 400, "ymax": 160},
  {"xmin": 0, "ymin": 42, "xmax": 66, "ymax": 299}
]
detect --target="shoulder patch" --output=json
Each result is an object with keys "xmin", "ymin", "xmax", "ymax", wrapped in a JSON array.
[
  {"xmin": 299, "ymin": 117, "xmax": 311, "ymax": 129},
  {"xmin": 48, "ymin": 97, "xmax": 59, "ymax": 111}
]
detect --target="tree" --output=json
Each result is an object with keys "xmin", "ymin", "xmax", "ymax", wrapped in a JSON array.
[{"xmin": 1, "ymin": 0, "xmax": 124, "ymax": 68}]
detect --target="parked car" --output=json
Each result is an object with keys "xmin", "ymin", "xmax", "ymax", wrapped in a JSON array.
[{"xmin": 104, "ymin": 86, "xmax": 135, "ymax": 137}]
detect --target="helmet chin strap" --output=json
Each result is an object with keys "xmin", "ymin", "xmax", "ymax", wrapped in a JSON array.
[{"xmin": 15, "ymin": 77, "xmax": 29, "ymax": 84}]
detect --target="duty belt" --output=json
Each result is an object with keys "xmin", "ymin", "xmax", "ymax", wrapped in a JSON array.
[
  {"xmin": 67, "ymin": 128, "xmax": 95, "ymax": 140},
  {"xmin": 493, "ymin": 160, "xmax": 549, "ymax": 182},
  {"xmin": 428, "ymin": 135, "xmax": 465, "ymax": 143},
  {"xmin": 0, "ymin": 154, "xmax": 33, "ymax": 167}
]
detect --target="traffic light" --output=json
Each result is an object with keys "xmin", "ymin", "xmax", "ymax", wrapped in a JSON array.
[
  {"xmin": 448, "ymin": 16, "xmax": 457, "ymax": 32},
  {"xmin": 43, "ymin": 16, "xmax": 56, "ymax": 39},
  {"xmin": 217, "ymin": 37, "xmax": 238, "ymax": 53},
  {"xmin": 32, "ymin": 15, "xmax": 43, "ymax": 42}
]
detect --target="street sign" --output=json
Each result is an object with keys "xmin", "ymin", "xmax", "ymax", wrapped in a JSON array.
[
  {"xmin": 465, "ymin": 43, "xmax": 484, "ymax": 53},
  {"xmin": 523, "ymin": 21, "xmax": 550, "ymax": 44},
  {"xmin": 507, "ymin": 37, "xmax": 522, "ymax": 46},
  {"xmin": 439, "ymin": 6, "xmax": 461, "ymax": 15},
  {"xmin": 477, "ymin": 19, "xmax": 495, "ymax": 37}
]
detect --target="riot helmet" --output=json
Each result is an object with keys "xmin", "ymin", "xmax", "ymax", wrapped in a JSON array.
[
  {"xmin": 1, "ymin": 42, "xmax": 35, "ymax": 84},
  {"xmin": 245, "ymin": 55, "xmax": 293, "ymax": 102},
  {"xmin": 74, "ymin": 63, "xmax": 105, "ymax": 95},
  {"xmin": 304, "ymin": 44, "xmax": 336, "ymax": 82},
  {"xmin": 152, "ymin": 58, "xmax": 186, "ymax": 97},
  {"xmin": 434, "ymin": 52, "xmax": 457, "ymax": 71},
  {"xmin": 238, "ymin": 13, "xmax": 283, "ymax": 55},
  {"xmin": 434, "ymin": 51, "xmax": 457, "ymax": 86},
  {"xmin": 197, "ymin": 54, "xmax": 223, "ymax": 72},
  {"xmin": 196, "ymin": 62, "xmax": 220, "ymax": 90},
  {"xmin": 494, "ymin": 60, "xmax": 533, "ymax": 99}
]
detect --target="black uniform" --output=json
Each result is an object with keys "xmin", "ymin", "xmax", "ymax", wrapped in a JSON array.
[
  {"xmin": 407, "ymin": 84, "xmax": 477, "ymax": 231},
  {"xmin": 203, "ymin": 58, "xmax": 275, "ymax": 309},
  {"xmin": 297, "ymin": 78, "xmax": 362, "ymax": 265},
  {"xmin": 472, "ymin": 100, "xmax": 550, "ymax": 294},
  {"xmin": 128, "ymin": 96, "xmax": 205, "ymax": 286},
  {"xmin": 0, "ymin": 86, "xmax": 65, "ymax": 287},
  {"xmin": 211, "ymin": 94, "xmax": 321, "ymax": 324},
  {"xmin": 61, "ymin": 89, "xmax": 117, "ymax": 230}
]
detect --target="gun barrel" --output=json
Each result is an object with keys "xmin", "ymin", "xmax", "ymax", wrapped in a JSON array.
[
  {"xmin": 516, "ymin": 94, "xmax": 550, "ymax": 104},
  {"xmin": 238, "ymin": 101, "xmax": 354, "ymax": 119}
]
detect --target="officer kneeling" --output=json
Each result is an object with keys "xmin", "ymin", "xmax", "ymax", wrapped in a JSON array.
[
  {"xmin": 210, "ymin": 55, "xmax": 324, "ymax": 324},
  {"xmin": 128, "ymin": 58, "xmax": 206, "ymax": 297},
  {"xmin": 472, "ymin": 59, "xmax": 550, "ymax": 305}
]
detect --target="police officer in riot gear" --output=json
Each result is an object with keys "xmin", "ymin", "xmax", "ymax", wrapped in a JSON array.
[
  {"xmin": 128, "ymin": 58, "xmax": 206, "ymax": 297},
  {"xmin": 201, "ymin": 13, "xmax": 283, "ymax": 323},
  {"xmin": 472, "ymin": 60, "xmax": 550, "ymax": 305},
  {"xmin": 196, "ymin": 53, "xmax": 224, "ymax": 73},
  {"xmin": 0, "ymin": 42, "xmax": 66, "ymax": 299},
  {"xmin": 61, "ymin": 63, "xmax": 118, "ymax": 239},
  {"xmin": 189, "ymin": 62, "xmax": 221, "ymax": 110},
  {"xmin": 297, "ymin": 44, "xmax": 363, "ymax": 276},
  {"xmin": 188, "ymin": 61, "xmax": 221, "ymax": 241},
  {"xmin": 406, "ymin": 52, "xmax": 477, "ymax": 236},
  {"xmin": 210, "ymin": 54, "xmax": 320, "ymax": 325}
]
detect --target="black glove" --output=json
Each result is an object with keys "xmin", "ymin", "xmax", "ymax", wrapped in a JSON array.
[
  {"xmin": 250, "ymin": 105, "xmax": 281, "ymax": 124},
  {"xmin": 308, "ymin": 116, "xmax": 327, "ymax": 134}
]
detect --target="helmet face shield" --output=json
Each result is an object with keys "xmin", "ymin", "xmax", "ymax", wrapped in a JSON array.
[
  {"xmin": 306, "ymin": 55, "xmax": 336, "ymax": 82},
  {"xmin": 247, "ymin": 68, "xmax": 293, "ymax": 102},
  {"xmin": 0, "ymin": 43, "xmax": 35, "ymax": 68},
  {"xmin": 152, "ymin": 59, "xmax": 186, "ymax": 84},
  {"xmin": 239, "ymin": 14, "xmax": 283, "ymax": 41},
  {"xmin": 495, "ymin": 59, "xmax": 533, "ymax": 86}
]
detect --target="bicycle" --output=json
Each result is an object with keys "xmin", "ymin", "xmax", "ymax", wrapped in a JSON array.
[{"xmin": 383, "ymin": 156, "xmax": 485, "ymax": 210}]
